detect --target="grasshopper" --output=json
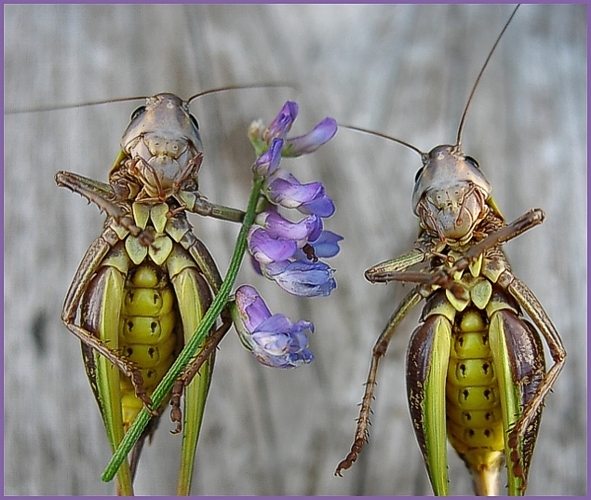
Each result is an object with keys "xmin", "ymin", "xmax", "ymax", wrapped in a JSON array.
[
  {"xmin": 335, "ymin": 5, "xmax": 566, "ymax": 495},
  {"xmin": 56, "ymin": 91, "xmax": 250, "ymax": 496}
]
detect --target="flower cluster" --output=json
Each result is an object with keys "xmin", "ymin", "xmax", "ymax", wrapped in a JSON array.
[
  {"xmin": 231, "ymin": 285, "xmax": 314, "ymax": 368},
  {"xmin": 247, "ymin": 102, "xmax": 341, "ymax": 298},
  {"xmin": 232, "ymin": 101, "xmax": 341, "ymax": 368}
]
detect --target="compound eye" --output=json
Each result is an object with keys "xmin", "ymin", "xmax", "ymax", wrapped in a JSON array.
[
  {"xmin": 130, "ymin": 106, "xmax": 146, "ymax": 122},
  {"xmin": 414, "ymin": 167, "xmax": 424, "ymax": 183},
  {"xmin": 189, "ymin": 113, "xmax": 199, "ymax": 131},
  {"xmin": 465, "ymin": 155, "xmax": 480, "ymax": 169}
]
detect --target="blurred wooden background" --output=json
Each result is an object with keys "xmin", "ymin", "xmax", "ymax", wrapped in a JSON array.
[{"xmin": 4, "ymin": 4, "xmax": 586, "ymax": 495}]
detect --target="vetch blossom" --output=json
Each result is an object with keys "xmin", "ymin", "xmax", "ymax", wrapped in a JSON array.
[
  {"xmin": 249, "ymin": 100, "xmax": 337, "ymax": 160},
  {"xmin": 283, "ymin": 117, "xmax": 338, "ymax": 157},
  {"xmin": 263, "ymin": 101, "xmax": 298, "ymax": 142},
  {"xmin": 253, "ymin": 137, "xmax": 283, "ymax": 177},
  {"xmin": 294, "ymin": 230, "xmax": 343, "ymax": 260},
  {"xmin": 264, "ymin": 169, "xmax": 335, "ymax": 217},
  {"xmin": 255, "ymin": 210, "xmax": 322, "ymax": 243},
  {"xmin": 231, "ymin": 285, "xmax": 314, "ymax": 368},
  {"xmin": 247, "ymin": 211, "xmax": 322, "ymax": 265},
  {"xmin": 247, "ymin": 101, "xmax": 342, "ymax": 297},
  {"xmin": 262, "ymin": 259, "xmax": 336, "ymax": 297}
]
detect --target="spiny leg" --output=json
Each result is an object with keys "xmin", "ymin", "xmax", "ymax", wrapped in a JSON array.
[
  {"xmin": 169, "ymin": 313, "xmax": 233, "ymax": 434},
  {"xmin": 61, "ymin": 234, "xmax": 152, "ymax": 409},
  {"xmin": 55, "ymin": 170, "xmax": 153, "ymax": 246},
  {"xmin": 429, "ymin": 209, "xmax": 545, "ymax": 290},
  {"xmin": 502, "ymin": 273, "xmax": 566, "ymax": 487},
  {"xmin": 369, "ymin": 210, "xmax": 545, "ymax": 297},
  {"xmin": 335, "ymin": 287, "xmax": 424, "ymax": 475},
  {"xmin": 365, "ymin": 238, "xmax": 447, "ymax": 283}
]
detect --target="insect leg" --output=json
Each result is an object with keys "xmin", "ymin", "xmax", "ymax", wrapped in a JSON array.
[
  {"xmin": 500, "ymin": 273, "xmax": 567, "ymax": 488},
  {"xmin": 370, "ymin": 210, "xmax": 545, "ymax": 297},
  {"xmin": 335, "ymin": 287, "xmax": 424, "ymax": 476},
  {"xmin": 166, "ymin": 228, "xmax": 239, "ymax": 427},
  {"xmin": 429, "ymin": 209, "xmax": 545, "ymax": 290},
  {"xmin": 169, "ymin": 315, "xmax": 233, "ymax": 434},
  {"xmin": 165, "ymin": 231, "xmax": 241, "ymax": 494},
  {"xmin": 61, "ymin": 232, "xmax": 151, "ymax": 409},
  {"xmin": 175, "ymin": 189, "xmax": 246, "ymax": 223},
  {"xmin": 56, "ymin": 170, "xmax": 152, "ymax": 244},
  {"xmin": 365, "ymin": 238, "xmax": 447, "ymax": 282}
]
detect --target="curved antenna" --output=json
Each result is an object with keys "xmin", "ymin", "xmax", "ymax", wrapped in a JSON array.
[
  {"xmin": 456, "ymin": 4, "xmax": 520, "ymax": 147},
  {"xmin": 6, "ymin": 83, "xmax": 296, "ymax": 115},
  {"xmin": 187, "ymin": 83, "xmax": 296, "ymax": 105},
  {"xmin": 340, "ymin": 123, "xmax": 426, "ymax": 159},
  {"xmin": 5, "ymin": 95, "xmax": 148, "ymax": 115}
]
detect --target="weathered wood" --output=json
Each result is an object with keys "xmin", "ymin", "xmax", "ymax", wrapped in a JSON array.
[{"xmin": 5, "ymin": 4, "xmax": 585, "ymax": 495}]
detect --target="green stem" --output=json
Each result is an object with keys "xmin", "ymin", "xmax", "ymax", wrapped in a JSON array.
[{"xmin": 101, "ymin": 177, "xmax": 263, "ymax": 483}]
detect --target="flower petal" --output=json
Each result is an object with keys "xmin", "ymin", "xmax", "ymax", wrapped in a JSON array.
[
  {"xmin": 284, "ymin": 117, "xmax": 338, "ymax": 156},
  {"xmin": 248, "ymin": 226, "xmax": 297, "ymax": 264},
  {"xmin": 263, "ymin": 259, "xmax": 336, "ymax": 297},
  {"xmin": 253, "ymin": 137, "xmax": 284, "ymax": 177},
  {"xmin": 233, "ymin": 285, "xmax": 272, "ymax": 333},
  {"xmin": 256, "ymin": 211, "xmax": 323, "ymax": 244},
  {"xmin": 295, "ymin": 230, "xmax": 343, "ymax": 259},
  {"xmin": 264, "ymin": 170, "xmax": 335, "ymax": 217},
  {"xmin": 264, "ymin": 101, "xmax": 298, "ymax": 141},
  {"xmin": 232, "ymin": 289, "xmax": 315, "ymax": 369}
]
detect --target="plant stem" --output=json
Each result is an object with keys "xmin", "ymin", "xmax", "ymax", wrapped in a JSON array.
[{"xmin": 101, "ymin": 177, "xmax": 263, "ymax": 483}]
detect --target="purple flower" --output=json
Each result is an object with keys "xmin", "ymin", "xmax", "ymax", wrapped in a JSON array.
[
  {"xmin": 253, "ymin": 137, "xmax": 283, "ymax": 177},
  {"xmin": 263, "ymin": 101, "xmax": 298, "ymax": 141},
  {"xmin": 232, "ymin": 285, "xmax": 314, "ymax": 368},
  {"xmin": 246, "ymin": 101, "xmax": 342, "ymax": 297},
  {"xmin": 261, "ymin": 260, "xmax": 336, "ymax": 297},
  {"xmin": 248, "ymin": 212, "xmax": 323, "ymax": 265},
  {"xmin": 248, "ymin": 227, "xmax": 298, "ymax": 265},
  {"xmin": 294, "ymin": 230, "xmax": 343, "ymax": 260},
  {"xmin": 283, "ymin": 118, "xmax": 338, "ymax": 157},
  {"xmin": 256, "ymin": 211, "xmax": 322, "ymax": 242},
  {"xmin": 249, "ymin": 101, "xmax": 337, "ymax": 163},
  {"xmin": 264, "ymin": 169, "xmax": 335, "ymax": 218}
]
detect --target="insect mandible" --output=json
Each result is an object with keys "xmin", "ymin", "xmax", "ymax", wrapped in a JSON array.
[{"xmin": 334, "ymin": 5, "xmax": 566, "ymax": 495}]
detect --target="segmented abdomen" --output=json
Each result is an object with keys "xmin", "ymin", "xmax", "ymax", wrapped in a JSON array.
[
  {"xmin": 446, "ymin": 308, "xmax": 504, "ymax": 455},
  {"xmin": 118, "ymin": 264, "xmax": 179, "ymax": 429}
]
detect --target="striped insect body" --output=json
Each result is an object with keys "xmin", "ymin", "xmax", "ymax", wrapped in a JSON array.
[{"xmin": 335, "ymin": 6, "xmax": 565, "ymax": 495}]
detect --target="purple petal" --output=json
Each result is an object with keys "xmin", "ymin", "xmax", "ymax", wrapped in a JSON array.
[
  {"xmin": 265, "ymin": 170, "xmax": 320, "ymax": 206},
  {"xmin": 298, "ymin": 186, "xmax": 336, "ymax": 218},
  {"xmin": 263, "ymin": 259, "xmax": 337, "ymax": 297},
  {"xmin": 233, "ymin": 285, "xmax": 272, "ymax": 332},
  {"xmin": 284, "ymin": 117, "xmax": 338, "ymax": 156},
  {"xmin": 250, "ymin": 255, "xmax": 263, "ymax": 275},
  {"xmin": 253, "ymin": 138, "xmax": 284, "ymax": 177},
  {"xmin": 248, "ymin": 226, "xmax": 297, "ymax": 264},
  {"xmin": 243, "ymin": 310, "xmax": 315, "ymax": 368},
  {"xmin": 264, "ymin": 170, "xmax": 336, "ymax": 218},
  {"xmin": 256, "ymin": 211, "xmax": 323, "ymax": 244},
  {"xmin": 264, "ymin": 101, "xmax": 299, "ymax": 141},
  {"xmin": 295, "ymin": 230, "xmax": 343, "ymax": 259}
]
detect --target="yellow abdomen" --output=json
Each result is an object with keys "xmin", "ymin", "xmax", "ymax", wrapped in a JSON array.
[
  {"xmin": 118, "ymin": 264, "xmax": 179, "ymax": 429},
  {"xmin": 446, "ymin": 309, "xmax": 504, "ymax": 459}
]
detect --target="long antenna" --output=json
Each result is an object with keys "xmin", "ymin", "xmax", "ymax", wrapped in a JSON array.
[
  {"xmin": 5, "ymin": 95, "xmax": 148, "ymax": 115},
  {"xmin": 455, "ymin": 4, "xmax": 520, "ymax": 147},
  {"xmin": 340, "ymin": 124, "xmax": 425, "ymax": 158},
  {"xmin": 187, "ymin": 83, "xmax": 295, "ymax": 105},
  {"xmin": 6, "ymin": 83, "xmax": 295, "ymax": 115}
]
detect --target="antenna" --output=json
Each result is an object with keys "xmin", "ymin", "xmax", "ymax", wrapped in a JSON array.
[
  {"xmin": 187, "ymin": 83, "xmax": 295, "ymax": 105},
  {"xmin": 340, "ymin": 124, "xmax": 426, "ymax": 159},
  {"xmin": 5, "ymin": 95, "xmax": 148, "ymax": 115},
  {"xmin": 6, "ymin": 83, "xmax": 295, "ymax": 115},
  {"xmin": 455, "ymin": 4, "xmax": 520, "ymax": 148}
]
